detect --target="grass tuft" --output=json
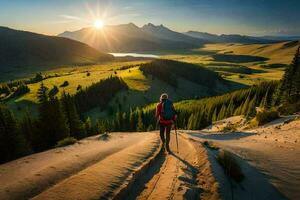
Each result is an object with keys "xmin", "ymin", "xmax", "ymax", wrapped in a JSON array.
[
  {"xmin": 56, "ymin": 137, "xmax": 77, "ymax": 147},
  {"xmin": 203, "ymin": 141, "xmax": 219, "ymax": 150},
  {"xmin": 255, "ymin": 109, "xmax": 279, "ymax": 125}
]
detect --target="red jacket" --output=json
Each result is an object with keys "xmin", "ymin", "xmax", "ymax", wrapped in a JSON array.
[{"xmin": 155, "ymin": 101, "xmax": 176, "ymax": 125}]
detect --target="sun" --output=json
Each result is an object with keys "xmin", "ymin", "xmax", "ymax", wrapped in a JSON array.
[{"xmin": 94, "ymin": 19, "xmax": 104, "ymax": 29}]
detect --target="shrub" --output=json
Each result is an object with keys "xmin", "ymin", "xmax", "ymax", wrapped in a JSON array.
[
  {"xmin": 221, "ymin": 123, "xmax": 237, "ymax": 133},
  {"xmin": 99, "ymin": 132, "xmax": 110, "ymax": 140},
  {"xmin": 77, "ymin": 84, "xmax": 82, "ymax": 91},
  {"xmin": 11, "ymin": 82, "xmax": 30, "ymax": 97},
  {"xmin": 217, "ymin": 150, "xmax": 244, "ymax": 182},
  {"xmin": 48, "ymin": 85, "xmax": 59, "ymax": 97},
  {"xmin": 55, "ymin": 137, "xmax": 77, "ymax": 147},
  {"xmin": 278, "ymin": 101, "xmax": 300, "ymax": 115},
  {"xmin": 147, "ymin": 124, "xmax": 154, "ymax": 131},
  {"xmin": 60, "ymin": 81, "xmax": 69, "ymax": 87},
  {"xmin": 255, "ymin": 109, "xmax": 279, "ymax": 125},
  {"xmin": 246, "ymin": 118, "xmax": 259, "ymax": 129}
]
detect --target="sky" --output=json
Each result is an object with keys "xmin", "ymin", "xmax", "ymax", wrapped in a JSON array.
[{"xmin": 0, "ymin": 0, "xmax": 300, "ymax": 36}]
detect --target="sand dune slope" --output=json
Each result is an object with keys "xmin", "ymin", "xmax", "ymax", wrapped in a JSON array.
[
  {"xmin": 185, "ymin": 116, "xmax": 300, "ymax": 200},
  {"xmin": 0, "ymin": 132, "xmax": 160, "ymax": 200}
]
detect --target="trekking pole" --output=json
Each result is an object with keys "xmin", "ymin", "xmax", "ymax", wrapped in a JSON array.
[{"xmin": 174, "ymin": 121, "xmax": 179, "ymax": 153}]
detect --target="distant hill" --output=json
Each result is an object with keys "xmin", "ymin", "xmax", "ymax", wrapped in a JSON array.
[
  {"xmin": 185, "ymin": 31, "xmax": 277, "ymax": 44},
  {"xmin": 203, "ymin": 40, "xmax": 300, "ymax": 64},
  {"xmin": 58, "ymin": 23, "xmax": 206, "ymax": 52},
  {"xmin": 0, "ymin": 27, "xmax": 113, "ymax": 71},
  {"xmin": 258, "ymin": 35, "xmax": 300, "ymax": 41}
]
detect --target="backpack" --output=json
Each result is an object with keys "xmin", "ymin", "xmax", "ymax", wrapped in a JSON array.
[{"xmin": 161, "ymin": 99, "xmax": 175, "ymax": 120}]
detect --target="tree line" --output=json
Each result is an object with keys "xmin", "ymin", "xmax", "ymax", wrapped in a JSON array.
[
  {"xmin": 0, "ymin": 76, "xmax": 127, "ymax": 163},
  {"xmin": 108, "ymin": 81, "xmax": 278, "ymax": 132},
  {"xmin": 273, "ymin": 46, "xmax": 300, "ymax": 105},
  {"xmin": 140, "ymin": 59, "xmax": 223, "ymax": 88}
]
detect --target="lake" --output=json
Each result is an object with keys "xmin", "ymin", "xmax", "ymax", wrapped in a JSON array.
[{"xmin": 110, "ymin": 53, "xmax": 159, "ymax": 58}]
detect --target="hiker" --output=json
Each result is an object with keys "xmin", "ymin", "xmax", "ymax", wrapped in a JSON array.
[{"xmin": 156, "ymin": 93, "xmax": 176, "ymax": 152}]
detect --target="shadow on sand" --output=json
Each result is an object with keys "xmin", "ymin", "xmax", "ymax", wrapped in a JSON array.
[
  {"xmin": 190, "ymin": 131, "xmax": 255, "ymax": 141},
  {"xmin": 169, "ymin": 152, "xmax": 202, "ymax": 199},
  {"xmin": 204, "ymin": 147, "xmax": 288, "ymax": 200},
  {"xmin": 123, "ymin": 150, "xmax": 166, "ymax": 200},
  {"xmin": 124, "ymin": 150, "xmax": 202, "ymax": 200}
]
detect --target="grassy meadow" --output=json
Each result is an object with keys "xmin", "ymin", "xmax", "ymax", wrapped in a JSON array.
[{"xmin": 2, "ymin": 40, "xmax": 297, "ymax": 120}]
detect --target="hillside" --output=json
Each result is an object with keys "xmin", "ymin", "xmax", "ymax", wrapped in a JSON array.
[
  {"xmin": 203, "ymin": 40, "xmax": 300, "ymax": 64},
  {"xmin": 106, "ymin": 59, "xmax": 243, "ymax": 114},
  {"xmin": 0, "ymin": 27, "xmax": 113, "ymax": 74},
  {"xmin": 58, "ymin": 23, "xmax": 206, "ymax": 52}
]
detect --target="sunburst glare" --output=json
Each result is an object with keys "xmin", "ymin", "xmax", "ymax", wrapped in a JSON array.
[{"xmin": 94, "ymin": 19, "xmax": 104, "ymax": 29}]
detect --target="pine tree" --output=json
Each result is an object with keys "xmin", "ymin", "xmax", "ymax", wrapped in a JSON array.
[
  {"xmin": 0, "ymin": 105, "xmax": 30, "ymax": 163},
  {"xmin": 37, "ymin": 83, "xmax": 48, "ymax": 104},
  {"xmin": 291, "ymin": 47, "xmax": 300, "ymax": 100},
  {"xmin": 136, "ymin": 110, "xmax": 144, "ymax": 132},
  {"xmin": 212, "ymin": 108, "xmax": 218, "ymax": 122},
  {"xmin": 61, "ymin": 92, "xmax": 85, "ymax": 139},
  {"xmin": 241, "ymin": 94, "xmax": 251, "ymax": 115},
  {"xmin": 227, "ymin": 99, "xmax": 235, "ymax": 117},
  {"xmin": 48, "ymin": 97, "xmax": 70, "ymax": 144},
  {"xmin": 36, "ymin": 83, "xmax": 69, "ymax": 148},
  {"xmin": 279, "ymin": 47, "xmax": 300, "ymax": 103},
  {"xmin": 129, "ymin": 109, "xmax": 135, "ymax": 131},
  {"xmin": 115, "ymin": 112, "xmax": 122, "ymax": 131},
  {"xmin": 20, "ymin": 109, "xmax": 36, "ymax": 149},
  {"xmin": 217, "ymin": 105, "xmax": 226, "ymax": 120},
  {"xmin": 187, "ymin": 113, "xmax": 194, "ymax": 130},
  {"xmin": 85, "ymin": 117, "xmax": 93, "ymax": 136},
  {"xmin": 122, "ymin": 112, "xmax": 128, "ymax": 131},
  {"xmin": 260, "ymin": 88, "xmax": 269, "ymax": 108},
  {"xmin": 35, "ymin": 83, "xmax": 51, "ymax": 150},
  {"xmin": 246, "ymin": 95, "xmax": 257, "ymax": 117}
]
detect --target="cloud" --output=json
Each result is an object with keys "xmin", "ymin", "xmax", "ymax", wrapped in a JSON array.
[
  {"xmin": 49, "ymin": 14, "xmax": 86, "ymax": 24},
  {"xmin": 59, "ymin": 15, "xmax": 81, "ymax": 20}
]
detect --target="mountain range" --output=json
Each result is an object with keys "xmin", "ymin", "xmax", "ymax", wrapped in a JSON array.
[
  {"xmin": 58, "ymin": 23, "xmax": 293, "ymax": 52},
  {"xmin": 184, "ymin": 31, "xmax": 278, "ymax": 44},
  {"xmin": 1, "ymin": 23, "xmax": 299, "ymax": 78},
  {"xmin": 58, "ymin": 23, "xmax": 206, "ymax": 52},
  {"xmin": 0, "ymin": 26, "xmax": 113, "ymax": 71}
]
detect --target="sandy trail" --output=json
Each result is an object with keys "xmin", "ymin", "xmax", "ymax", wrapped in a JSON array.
[
  {"xmin": 185, "ymin": 117, "xmax": 300, "ymax": 200},
  {"xmin": 125, "ymin": 133, "xmax": 219, "ymax": 200},
  {"xmin": 0, "ymin": 132, "xmax": 160, "ymax": 200},
  {"xmin": 136, "ymin": 134, "xmax": 198, "ymax": 200}
]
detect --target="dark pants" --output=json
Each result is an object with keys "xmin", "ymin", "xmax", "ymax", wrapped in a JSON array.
[{"xmin": 160, "ymin": 124, "xmax": 171, "ymax": 147}]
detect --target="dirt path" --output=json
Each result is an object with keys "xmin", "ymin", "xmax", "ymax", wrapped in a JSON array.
[{"xmin": 125, "ymin": 133, "xmax": 219, "ymax": 200}]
